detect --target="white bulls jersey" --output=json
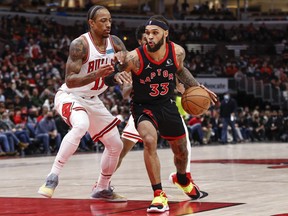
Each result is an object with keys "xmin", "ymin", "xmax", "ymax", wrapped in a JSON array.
[{"xmin": 59, "ymin": 32, "xmax": 115, "ymax": 97}]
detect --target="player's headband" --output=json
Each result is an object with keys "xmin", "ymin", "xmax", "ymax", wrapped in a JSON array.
[
  {"xmin": 87, "ymin": 5, "xmax": 105, "ymax": 20},
  {"xmin": 145, "ymin": 19, "xmax": 169, "ymax": 31}
]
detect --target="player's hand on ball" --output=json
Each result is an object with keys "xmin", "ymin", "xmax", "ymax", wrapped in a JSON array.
[{"xmin": 199, "ymin": 84, "xmax": 218, "ymax": 105}]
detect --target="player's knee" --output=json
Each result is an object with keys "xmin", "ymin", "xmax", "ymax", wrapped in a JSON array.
[
  {"xmin": 72, "ymin": 121, "xmax": 89, "ymax": 138},
  {"xmin": 144, "ymin": 134, "xmax": 157, "ymax": 145},
  {"xmin": 143, "ymin": 135, "xmax": 157, "ymax": 151},
  {"xmin": 102, "ymin": 132, "xmax": 123, "ymax": 154}
]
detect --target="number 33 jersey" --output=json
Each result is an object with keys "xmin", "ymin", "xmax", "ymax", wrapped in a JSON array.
[{"xmin": 131, "ymin": 42, "xmax": 178, "ymax": 104}]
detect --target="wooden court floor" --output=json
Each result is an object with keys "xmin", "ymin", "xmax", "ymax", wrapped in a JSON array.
[{"xmin": 0, "ymin": 142, "xmax": 288, "ymax": 215}]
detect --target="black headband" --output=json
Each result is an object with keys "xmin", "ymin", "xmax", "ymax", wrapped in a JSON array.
[{"xmin": 145, "ymin": 19, "xmax": 169, "ymax": 30}]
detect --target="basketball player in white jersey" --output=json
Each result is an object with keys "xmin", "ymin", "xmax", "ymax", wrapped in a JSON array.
[{"xmin": 38, "ymin": 5, "xmax": 130, "ymax": 202}]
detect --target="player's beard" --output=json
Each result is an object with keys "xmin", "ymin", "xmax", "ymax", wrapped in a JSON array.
[{"xmin": 147, "ymin": 35, "xmax": 164, "ymax": 53}]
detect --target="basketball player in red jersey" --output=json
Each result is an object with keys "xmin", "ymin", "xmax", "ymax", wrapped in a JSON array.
[
  {"xmin": 112, "ymin": 15, "xmax": 217, "ymax": 213},
  {"xmin": 38, "ymin": 5, "xmax": 130, "ymax": 202}
]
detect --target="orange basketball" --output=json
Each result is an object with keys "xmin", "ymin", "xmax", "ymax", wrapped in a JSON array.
[{"xmin": 181, "ymin": 86, "xmax": 211, "ymax": 116}]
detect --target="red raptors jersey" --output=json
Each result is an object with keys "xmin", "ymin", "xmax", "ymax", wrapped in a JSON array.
[{"xmin": 131, "ymin": 42, "xmax": 179, "ymax": 104}]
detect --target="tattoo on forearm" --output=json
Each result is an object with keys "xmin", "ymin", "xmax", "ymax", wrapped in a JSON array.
[
  {"xmin": 177, "ymin": 67, "xmax": 199, "ymax": 88},
  {"xmin": 130, "ymin": 56, "xmax": 140, "ymax": 72},
  {"xmin": 119, "ymin": 53, "xmax": 140, "ymax": 72}
]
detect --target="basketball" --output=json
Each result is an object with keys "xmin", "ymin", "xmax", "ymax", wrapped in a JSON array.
[{"xmin": 181, "ymin": 86, "xmax": 211, "ymax": 116}]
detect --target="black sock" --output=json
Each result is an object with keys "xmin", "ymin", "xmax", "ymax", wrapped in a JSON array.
[
  {"xmin": 177, "ymin": 172, "xmax": 188, "ymax": 185},
  {"xmin": 152, "ymin": 183, "xmax": 162, "ymax": 191}
]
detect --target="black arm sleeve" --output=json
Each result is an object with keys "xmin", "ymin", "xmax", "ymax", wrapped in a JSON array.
[
  {"xmin": 104, "ymin": 71, "xmax": 118, "ymax": 86},
  {"xmin": 104, "ymin": 63, "xmax": 120, "ymax": 86}
]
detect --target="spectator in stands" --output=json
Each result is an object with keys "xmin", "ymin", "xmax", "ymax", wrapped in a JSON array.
[
  {"xmin": 224, "ymin": 61, "xmax": 239, "ymax": 77},
  {"xmin": 219, "ymin": 93, "xmax": 238, "ymax": 144},
  {"xmin": 35, "ymin": 111, "xmax": 61, "ymax": 155},
  {"xmin": 3, "ymin": 82, "xmax": 17, "ymax": 105},
  {"xmin": 259, "ymin": 61, "xmax": 273, "ymax": 81},
  {"xmin": 27, "ymin": 38, "xmax": 42, "ymax": 61},
  {"xmin": 0, "ymin": 118, "xmax": 27, "ymax": 154},
  {"xmin": 201, "ymin": 111, "xmax": 213, "ymax": 144},
  {"xmin": 246, "ymin": 60, "xmax": 258, "ymax": 77},
  {"xmin": 0, "ymin": 111, "xmax": 30, "ymax": 147},
  {"xmin": 250, "ymin": 111, "xmax": 265, "ymax": 142},
  {"xmin": 13, "ymin": 108, "xmax": 27, "ymax": 125},
  {"xmin": 0, "ymin": 133, "xmax": 13, "ymax": 155},
  {"xmin": 234, "ymin": 67, "xmax": 246, "ymax": 81},
  {"xmin": 187, "ymin": 116, "xmax": 206, "ymax": 145},
  {"xmin": 0, "ymin": 88, "xmax": 5, "ymax": 103},
  {"xmin": 209, "ymin": 109, "xmax": 222, "ymax": 142},
  {"xmin": 35, "ymin": 110, "xmax": 61, "ymax": 154},
  {"xmin": 236, "ymin": 107, "xmax": 252, "ymax": 142},
  {"xmin": 25, "ymin": 110, "xmax": 37, "ymax": 140},
  {"xmin": 30, "ymin": 88, "xmax": 43, "ymax": 108},
  {"xmin": 265, "ymin": 110, "xmax": 283, "ymax": 141},
  {"xmin": 37, "ymin": 105, "xmax": 49, "ymax": 122},
  {"xmin": 1, "ymin": 44, "xmax": 12, "ymax": 59}
]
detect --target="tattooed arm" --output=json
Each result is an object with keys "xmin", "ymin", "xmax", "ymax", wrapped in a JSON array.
[
  {"xmin": 104, "ymin": 50, "xmax": 138, "ymax": 86},
  {"xmin": 174, "ymin": 44, "xmax": 200, "ymax": 88},
  {"xmin": 65, "ymin": 36, "xmax": 114, "ymax": 88},
  {"xmin": 111, "ymin": 35, "xmax": 127, "ymax": 52}
]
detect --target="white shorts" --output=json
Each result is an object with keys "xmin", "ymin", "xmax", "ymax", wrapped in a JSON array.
[
  {"xmin": 54, "ymin": 90, "xmax": 120, "ymax": 141},
  {"xmin": 121, "ymin": 115, "xmax": 142, "ymax": 143}
]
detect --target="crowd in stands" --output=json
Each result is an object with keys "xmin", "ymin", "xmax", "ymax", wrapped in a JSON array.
[{"xmin": 1, "ymin": 13, "xmax": 288, "ymax": 157}]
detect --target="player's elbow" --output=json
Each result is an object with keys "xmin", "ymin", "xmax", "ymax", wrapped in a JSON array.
[{"xmin": 65, "ymin": 78, "xmax": 77, "ymax": 88}]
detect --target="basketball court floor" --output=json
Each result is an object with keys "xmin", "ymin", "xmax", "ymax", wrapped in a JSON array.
[{"xmin": 0, "ymin": 142, "xmax": 287, "ymax": 215}]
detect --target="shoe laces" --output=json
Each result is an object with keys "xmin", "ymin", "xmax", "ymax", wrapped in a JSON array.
[
  {"xmin": 159, "ymin": 191, "xmax": 166, "ymax": 198},
  {"xmin": 151, "ymin": 191, "xmax": 167, "ymax": 206}
]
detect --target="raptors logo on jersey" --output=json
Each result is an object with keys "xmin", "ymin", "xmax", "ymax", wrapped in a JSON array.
[
  {"xmin": 59, "ymin": 32, "xmax": 115, "ymax": 97},
  {"xmin": 131, "ymin": 42, "xmax": 179, "ymax": 104}
]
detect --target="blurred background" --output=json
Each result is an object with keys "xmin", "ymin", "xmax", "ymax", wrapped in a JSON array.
[{"xmin": 1, "ymin": 0, "xmax": 288, "ymax": 156}]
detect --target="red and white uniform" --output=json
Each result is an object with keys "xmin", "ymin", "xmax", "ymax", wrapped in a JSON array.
[
  {"xmin": 55, "ymin": 33, "xmax": 120, "ymax": 141},
  {"xmin": 121, "ymin": 115, "xmax": 142, "ymax": 143}
]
